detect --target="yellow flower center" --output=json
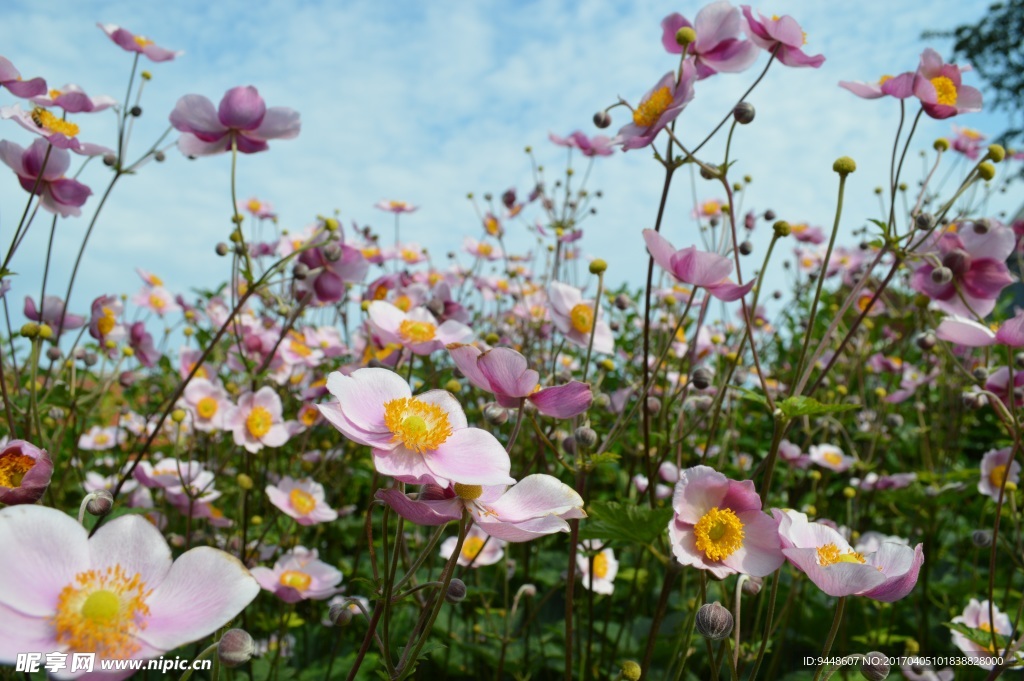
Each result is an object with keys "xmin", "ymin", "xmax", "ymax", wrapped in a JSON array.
[
  {"xmin": 0, "ymin": 451, "xmax": 35, "ymax": 487},
  {"xmin": 399, "ymin": 319, "xmax": 437, "ymax": 343},
  {"xmin": 389, "ymin": 201, "xmax": 408, "ymax": 210},
  {"xmin": 289, "ymin": 339, "xmax": 312, "ymax": 358},
  {"xmin": 363, "ymin": 247, "xmax": 381, "ymax": 259},
  {"xmin": 149, "ymin": 274, "xmax": 164, "ymax": 286},
  {"xmin": 149, "ymin": 294, "xmax": 166, "ymax": 310},
  {"xmin": 461, "ymin": 536, "xmax": 485, "ymax": 561},
  {"xmin": 878, "ymin": 74, "xmax": 893, "ymax": 85},
  {"xmin": 478, "ymin": 243, "xmax": 493, "ymax": 256},
  {"xmin": 394, "ymin": 295, "xmax": 412, "ymax": 312},
  {"xmin": 133, "ymin": 35, "xmax": 154, "ymax": 47},
  {"xmin": 279, "ymin": 570, "xmax": 312, "ymax": 591},
  {"xmin": 247, "ymin": 199, "xmax": 262, "ymax": 212},
  {"xmin": 30, "ymin": 107, "xmax": 79, "ymax": 137},
  {"xmin": 454, "ymin": 483, "xmax": 483, "ymax": 500},
  {"xmin": 49, "ymin": 88, "xmax": 63, "ymax": 99},
  {"xmin": 592, "ymin": 552, "xmax": 609, "ymax": 579},
  {"xmin": 299, "ymin": 405, "xmax": 319, "ymax": 426},
  {"xmin": 94, "ymin": 433, "xmax": 110, "ymax": 446},
  {"xmin": 428, "ymin": 271, "xmax": 443, "ymax": 286},
  {"xmin": 246, "ymin": 406, "xmax": 273, "ymax": 439},
  {"xmin": 931, "ymin": 76, "xmax": 957, "ymax": 106},
  {"xmin": 569, "ymin": 303, "xmax": 595, "ymax": 334},
  {"xmin": 52, "ymin": 565, "xmax": 151, "ymax": 659},
  {"xmin": 815, "ymin": 543, "xmax": 866, "ymax": 566},
  {"xmin": 701, "ymin": 200, "xmax": 721, "ymax": 215},
  {"xmin": 383, "ymin": 397, "xmax": 453, "ymax": 453},
  {"xmin": 196, "ymin": 396, "xmax": 218, "ymax": 420},
  {"xmin": 632, "ymin": 86, "xmax": 673, "ymax": 128},
  {"xmin": 289, "ymin": 488, "xmax": 317, "ymax": 515},
  {"xmin": 693, "ymin": 507, "xmax": 745, "ymax": 561},
  {"xmin": 97, "ymin": 307, "xmax": 116, "ymax": 336},
  {"xmin": 401, "ymin": 249, "xmax": 420, "ymax": 262},
  {"xmin": 990, "ymin": 464, "xmax": 1008, "ymax": 489},
  {"xmin": 484, "ymin": 215, "xmax": 501, "ymax": 236},
  {"xmin": 824, "ymin": 451, "xmax": 843, "ymax": 467}
]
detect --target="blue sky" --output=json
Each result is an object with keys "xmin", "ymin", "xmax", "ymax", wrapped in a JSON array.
[{"xmin": 1, "ymin": 0, "xmax": 1018, "ymax": 330}]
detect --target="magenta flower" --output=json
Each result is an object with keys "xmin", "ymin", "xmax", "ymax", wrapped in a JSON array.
[
  {"xmin": 0, "ymin": 440, "xmax": 52, "ymax": 505},
  {"xmin": 668, "ymin": 466, "xmax": 784, "ymax": 578},
  {"xmin": 839, "ymin": 72, "xmax": 915, "ymax": 100},
  {"xmin": 0, "ymin": 105, "xmax": 111, "ymax": 156},
  {"xmin": 226, "ymin": 387, "xmax": 290, "ymax": 453},
  {"xmin": 616, "ymin": 62, "xmax": 697, "ymax": 151},
  {"xmin": 98, "ymin": 23, "xmax": 182, "ymax": 62},
  {"xmin": 24, "ymin": 295, "xmax": 85, "ymax": 331},
  {"xmin": 913, "ymin": 48, "xmax": 982, "ymax": 119},
  {"xmin": 741, "ymin": 7, "xmax": 824, "ymax": 68},
  {"xmin": 549, "ymin": 131, "xmax": 615, "ymax": 157},
  {"xmin": 661, "ymin": 1, "xmax": 759, "ymax": 78},
  {"xmin": 377, "ymin": 474, "xmax": 585, "ymax": 541},
  {"xmin": 0, "ymin": 56, "xmax": 46, "ymax": 98},
  {"xmin": 644, "ymin": 229, "xmax": 755, "ymax": 301},
  {"xmin": 170, "ymin": 86, "xmax": 301, "ymax": 156},
  {"xmin": 296, "ymin": 238, "xmax": 369, "ymax": 304},
  {"xmin": 30, "ymin": 84, "xmax": 116, "ymax": 114},
  {"xmin": 978, "ymin": 447, "xmax": 1020, "ymax": 500},
  {"xmin": 0, "ymin": 505, "xmax": 257, "ymax": 672},
  {"xmin": 0, "ymin": 140, "xmax": 92, "ymax": 217},
  {"xmin": 128, "ymin": 321, "xmax": 160, "ymax": 368},
  {"xmin": 910, "ymin": 223, "xmax": 1015, "ymax": 318},
  {"xmin": 318, "ymin": 368, "xmax": 514, "ymax": 487},
  {"xmin": 266, "ymin": 476, "xmax": 338, "ymax": 526},
  {"xmin": 448, "ymin": 344, "xmax": 593, "ymax": 418},
  {"xmin": 774, "ymin": 509, "xmax": 923, "ymax": 601},
  {"xmin": 251, "ymin": 547, "xmax": 342, "ymax": 604},
  {"xmin": 547, "ymin": 281, "xmax": 614, "ymax": 353}
]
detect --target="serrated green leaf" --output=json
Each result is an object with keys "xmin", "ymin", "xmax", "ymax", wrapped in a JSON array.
[
  {"xmin": 946, "ymin": 621, "xmax": 1013, "ymax": 651},
  {"xmin": 778, "ymin": 395, "xmax": 859, "ymax": 418},
  {"xmin": 578, "ymin": 500, "xmax": 672, "ymax": 544}
]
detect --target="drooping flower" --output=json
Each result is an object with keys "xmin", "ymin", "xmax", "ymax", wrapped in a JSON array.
[
  {"xmin": 0, "ymin": 140, "xmax": 92, "ymax": 217},
  {"xmin": 668, "ymin": 466, "xmax": 785, "ymax": 578},
  {"xmin": 128, "ymin": 322, "xmax": 160, "ymax": 368},
  {"xmin": 978, "ymin": 447, "xmax": 1020, "ymax": 500},
  {"xmin": 0, "ymin": 56, "xmax": 46, "ymax": 98},
  {"xmin": 0, "ymin": 505, "xmax": 258, "ymax": 675},
  {"xmin": 226, "ymin": 387, "xmax": 290, "ymax": 453},
  {"xmin": 643, "ymin": 230, "xmax": 755, "ymax": 301},
  {"xmin": 30, "ymin": 84, "xmax": 116, "ymax": 114},
  {"xmin": 615, "ymin": 62, "xmax": 697, "ymax": 151},
  {"xmin": 440, "ymin": 525, "xmax": 505, "ymax": 567},
  {"xmin": 773, "ymin": 509, "xmax": 924, "ymax": 601},
  {"xmin": 741, "ymin": 7, "xmax": 825, "ymax": 68},
  {"xmin": 0, "ymin": 440, "xmax": 52, "ymax": 505},
  {"xmin": 577, "ymin": 541, "xmax": 618, "ymax": 595},
  {"xmin": 377, "ymin": 474, "xmax": 585, "ymax": 541},
  {"xmin": 97, "ymin": 23, "xmax": 182, "ymax": 62},
  {"xmin": 170, "ymin": 86, "xmax": 301, "ymax": 156},
  {"xmin": 448, "ymin": 344, "xmax": 593, "ymax": 418},
  {"xmin": 661, "ymin": 1, "xmax": 759, "ymax": 78},
  {"xmin": 250, "ymin": 547, "xmax": 342, "ymax": 603},
  {"xmin": 24, "ymin": 295, "xmax": 85, "ymax": 331},
  {"xmin": 547, "ymin": 281, "xmax": 614, "ymax": 353},
  {"xmin": 295, "ymin": 234, "xmax": 369, "ymax": 304},
  {"xmin": 839, "ymin": 73, "xmax": 915, "ymax": 100},
  {"xmin": 318, "ymin": 368, "xmax": 514, "ymax": 487},
  {"xmin": 549, "ymin": 131, "xmax": 615, "ymax": 157},
  {"xmin": 912, "ymin": 48, "xmax": 983, "ymax": 119},
  {"xmin": 935, "ymin": 310, "xmax": 1024, "ymax": 348},
  {"xmin": 266, "ymin": 477, "xmax": 338, "ymax": 526}
]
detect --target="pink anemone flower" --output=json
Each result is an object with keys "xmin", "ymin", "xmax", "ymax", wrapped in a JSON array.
[
  {"xmin": 368, "ymin": 301, "xmax": 472, "ymax": 355},
  {"xmin": 616, "ymin": 61, "xmax": 697, "ymax": 150},
  {"xmin": 978, "ymin": 447, "xmax": 1020, "ymax": 500},
  {"xmin": 448, "ymin": 344, "xmax": 593, "ymax": 418},
  {"xmin": 773, "ymin": 509, "xmax": 924, "ymax": 601},
  {"xmin": 318, "ymin": 368, "xmax": 514, "ymax": 487},
  {"xmin": 644, "ymin": 230, "xmax": 755, "ymax": 301},
  {"xmin": 250, "ymin": 547, "xmax": 342, "ymax": 604},
  {"xmin": 0, "ymin": 56, "xmax": 46, "ymax": 98},
  {"xmin": 577, "ymin": 541, "xmax": 618, "ymax": 595},
  {"xmin": 170, "ymin": 86, "xmax": 301, "ymax": 156},
  {"xmin": 266, "ymin": 476, "xmax": 338, "ymax": 525},
  {"xmin": 226, "ymin": 387, "xmax": 290, "ymax": 453},
  {"xmin": 668, "ymin": 465, "xmax": 785, "ymax": 578},
  {"xmin": 31, "ymin": 84, "xmax": 116, "ymax": 113},
  {"xmin": 0, "ymin": 105, "xmax": 111, "ymax": 156},
  {"xmin": 741, "ymin": 7, "xmax": 825, "ymax": 68},
  {"xmin": 375, "ymin": 200, "xmax": 418, "ymax": 213},
  {"xmin": 951, "ymin": 599, "xmax": 1021, "ymax": 669},
  {"xmin": 913, "ymin": 48, "xmax": 982, "ymax": 119},
  {"xmin": 661, "ymin": 1, "xmax": 759, "ymax": 78},
  {"xmin": 97, "ymin": 24, "xmax": 182, "ymax": 62},
  {"xmin": 0, "ymin": 440, "xmax": 53, "ymax": 505},
  {"xmin": 440, "ymin": 525, "xmax": 506, "ymax": 567},
  {"xmin": 24, "ymin": 295, "xmax": 85, "ymax": 332},
  {"xmin": 0, "ymin": 140, "xmax": 92, "ymax": 217},
  {"xmin": 377, "ymin": 474, "xmax": 585, "ymax": 542},
  {"xmin": 839, "ymin": 72, "xmax": 915, "ymax": 100},
  {"xmin": 0, "ymin": 505, "xmax": 258, "ymax": 676},
  {"xmin": 547, "ymin": 281, "xmax": 614, "ymax": 353}
]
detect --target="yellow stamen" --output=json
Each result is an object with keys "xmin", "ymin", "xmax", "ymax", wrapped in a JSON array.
[
  {"xmin": 289, "ymin": 488, "xmax": 317, "ymax": 515},
  {"xmin": 878, "ymin": 74, "xmax": 893, "ymax": 85},
  {"xmin": 52, "ymin": 565, "xmax": 151, "ymax": 659},
  {"xmin": 399, "ymin": 319, "xmax": 437, "ymax": 344},
  {"xmin": 97, "ymin": 307, "xmax": 116, "ymax": 336},
  {"xmin": 931, "ymin": 76, "xmax": 957, "ymax": 106},
  {"xmin": 94, "ymin": 433, "xmax": 110, "ymax": 446},
  {"xmin": 148, "ymin": 294, "xmax": 166, "ymax": 310},
  {"xmin": 299, "ymin": 405, "xmax": 319, "ymax": 426},
  {"xmin": 815, "ymin": 543, "xmax": 866, "ymax": 566},
  {"xmin": 461, "ymin": 536, "xmax": 485, "ymax": 561},
  {"xmin": 477, "ymin": 243, "xmax": 493, "ymax": 256},
  {"xmin": 454, "ymin": 483, "xmax": 483, "ymax": 500},
  {"xmin": 279, "ymin": 570, "xmax": 312, "ymax": 591},
  {"xmin": 592, "ymin": 552, "xmax": 609, "ymax": 579},
  {"xmin": 632, "ymin": 86, "xmax": 673, "ymax": 128},
  {"xmin": 0, "ymin": 451, "xmax": 35, "ymax": 487},
  {"xmin": 246, "ymin": 406, "xmax": 273, "ymax": 439},
  {"xmin": 693, "ymin": 507, "xmax": 745, "ymax": 561},
  {"xmin": 133, "ymin": 35, "xmax": 154, "ymax": 48},
  {"xmin": 48, "ymin": 89, "xmax": 62, "ymax": 99},
  {"xmin": 569, "ymin": 303, "xmax": 594, "ymax": 334},
  {"xmin": 824, "ymin": 452, "xmax": 843, "ymax": 467},
  {"xmin": 990, "ymin": 464, "xmax": 1008, "ymax": 489},
  {"xmin": 196, "ymin": 396, "xmax": 218, "ymax": 420},
  {"xmin": 247, "ymin": 199, "xmax": 262, "ymax": 213},
  {"xmin": 484, "ymin": 215, "xmax": 501, "ymax": 236},
  {"xmin": 30, "ymin": 107, "xmax": 79, "ymax": 138},
  {"xmin": 383, "ymin": 397, "xmax": 453, "ymax": 453},
  {"xmin": 394, "ymin": 295, "xmax": 412, "ymax": 312}
]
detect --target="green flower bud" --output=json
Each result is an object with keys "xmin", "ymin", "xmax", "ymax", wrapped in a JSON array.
[
  {"xmin": 589, "ymin": 258, "xmax": 607, "ymax": 275},
  {"xmin": 675, "ymin": 26, "xmax": 697, "ymax": 47},
  {"xmin": 773, "ymin": 220, "xmax": 791, "ymax": 238},
  {"xmin": 833, "ymin": 156, "xmax": 857, "ymax": 176},
  {"xmin": 934, "ymin": 138, "xmax": 950, "ymax": 152},
  {"xmin": 978, "ymin": 162, "xmax": 996, "ymax": 181},
  {"xmin": 986, "ymin": 144, "xmax": 1005, "ymax": 163}
]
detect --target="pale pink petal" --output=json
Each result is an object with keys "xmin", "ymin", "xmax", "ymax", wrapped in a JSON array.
[
  {"xmin": 375, "ymin": 488, "xmax": 462, "ymax": 525},
  {"xmin": 705, "ymin": 278, "xmax": 756, "ymax": 301},
  {"xmin": 860, "ymin": 543, "xmax": 923, "ymax": 602},
  {"xmin": 447, "ymin": 343, "xmax": 491, "ymax": 391},
  {"xmin": 415, "ymin": 389, "xmax": 469, "ymax": 430},
  {"xmin": 478, "ymin": 348, "xmax": 537, "ymax": 397},
  {"xmin": 547, "ymin": 281, "xmax": 580, "ymax": 316},
  {"xmin": 485, "ymin": 474, "xmax": 583, "ymax": 522},
  {"xmin": 936, "ymin": 316, "xmax": 996, "ymax": 346},
  {"xmin": 996, "ymin": 311, "xmax": 1024, "ymax": 347},
  {"xmin": 326, "ymin": 368, "xmax": 409, "ymax": 433},
  {"xmin": 0, "ymin": 602, "xmax": 52, "ymax": 661},
  {"xmin": 89, "ymin": 515, "xmax": 173, "ymax": 589},
  {"xmin": 476, "ymin": 515, "xmax": 570, "ymax": 542},
  {"xmin": 528, "ymin": 381, "xmax": 592, "ymax": 418},
  {"xmin": 642, "ymin": 229, "xmax": 679, "ymax": 275},
  {"xmin": 672, "ymin": 465, "xmax": 728, "ymax": 523},
  {"xmin": 784, "ymin": 548, "xmax": 887, "ymax": 597},
  {"xmin": 436, "ymin": 319, "xmax": 474, "ymax": 344},
  {"xmin": 252, "ymin": 107, "xmax": 301, "ymax": 140},
  {"xmin": 428, "ymin": 428, "xmax": 514, "ymax": 486},
  {"xmin": 695, "ymin": 0, "xmax": 740, "ymax": 49},
  {"xmin": 176, "ymin": 132, "xmax": 229, "ymax": 157},
  {"xmin": 721, "ymin": 511, "xmax": 784, "ymax": 577},
  {"xmin": 316, "ymin": 402, "xmax": 392, "ymax": 448},
  {"xmin": 674, "ymin": 247, "xmax": 734, "ymax": 286},
  {"xmin": 169, "ymin": 94, "xmax": 225, "ymax": 139},
  {"xmin": 372, "ymin": 446, "xmax": 442, "ymax": 486}
]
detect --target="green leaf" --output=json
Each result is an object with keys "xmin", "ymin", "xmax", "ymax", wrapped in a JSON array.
[
  {"xmin": 734, "ymin": 386, "xmax": 769, "ymax": 409},
  {"xmin": 946, "ymin": 621, "xmax": 1013, "ymax": 651},
  {"xmin": 578, "ymin": 500, "xmax": 672, "ymax": 544},
  {"xmin": 778, "ymin": 396, "xmax": 859, "ymax": 418}
]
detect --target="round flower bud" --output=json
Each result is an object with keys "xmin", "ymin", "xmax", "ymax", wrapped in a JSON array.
[
  {"xmin": 930, "ymin": 267, "xmax": 953, "ymax": 285},
  {"xmin": 141, "ymin": 70, "xmax": 152, "ymax": 81},
  {"xmin": 323, "ymin": 243, "xmax": 342, "ymax": 262},
  {"xmin": 215, "ymin": 242, "xmax": 230, "ymax": 256},
  {"xmin": 739, "ymin": 240, "xmax": 753, "ymax": 255},
  {"xmin": 574, "ymin": 427, "xmax": 598, "ymax": 448},
  {"xmin": 934, "ymin": 138, "xmax": 950, "ymax": 152},
  {"xmin": 973, "ymin": 219, "xmax": 991, "ymax": 234},
  {"xmin": 589, "ymin": 258, "xmax": 607, "ymax": 275},
  {"xmin": 154, "ymin": 150, "xmax": 166, "ymax": 162},
  {"xmin": 444, "ymin": 379, "xmax": 462, "ymax": 394},
  {"xmin": 843, "ymin": 486, "xmax": 857, "ymax": 499},
  {"xmin": 328, "ymin": 602, "xmax": 354, "ymax": 626},
  {"xmin": 986, "ymin": 144, "xmax": 1006, "ymax": 163},
  {"xmin": 593, "ymin": 111, "xmax": 612, "ymax": 129},
  {"xmin": 695, "ymin": 602, "xmax": 733, "ymax": 640},
  {"xmin": 594, "ymin": 392, "xmax": 611, "ymax": 409},
  {"xmin": 446, "ymin": 578, "xmax": 468, "ymax": 604},
  {"xmin": 646, "ymin": 397, "xmax": 661, "ymax": 415},
  {"xmin": 46, "ymin": 346, "xmax": 62, "ymax": 361},
  {"xmin": 699, "ymin": 165, "xmax": 720, "ymax": 180},
  {"xmin": 764, "ymin": 209, "xmax": 776, "ymax": 221},
  {"xmin": 323, "ymin": 217, "xmax": 340, "ymax": 231},
  {"xmin": 913, "ymin": 293, "xmax": 930, "ymax": 308},
  {"xmin": 1015, "ymin": 352, "xmax": 1024, "ymax": 369},
  {"xmin": 733, "ymin": 101, "xmax": 755, "ymax": 125},
  {"xmin": 691, "ymin": 366, "xmax": 714, "ymax": 390},
  {"xmin": 773, "ymin": 220, "xmax": 791, "ymax": 238},
  {"xmin": 84, "ymin": 351, "xmax": 98, "ymax": 366},
  {"xmin": 561, "ymin": 434, "xmax": 577, "ymax": 454},
  {"xmin": 978, "ymin": 162, "xmax": 996, "ymax": 181},
  {"xmin": 833, "ymin": 156, "xmax": 857, "ymax": 176},
  {"xmin": 236, "ymin": 473, "xmax": 254, "ymax": 490},
  {"xmin": 971, "ymin": 367, "xmax": 989, "ymax": 382},
  {"xmin": 971, "ymin": 529, "xmax": 993, "ymax": 548},
  {"xmin": 102, "ymin": 153, "xmax": 117, "ymax": 167},
  {"xmin": 483, "ymin": 404, "xmax": 509, "ymax": 425},
  {"xmin": 859, "ymin": 652, "xmax": 890, "ymax": 681},
  {"xmin": 675, "ymin": 26, "xmax": 697, "ymax": 47},
  {"xmin": 86, "ymin": 490, "xmax": 114, "ymax": 516},
  {"xmin": 37, "ymin": 324, "xmax": 53, "ymax": 340},
  {"xmin": 808, "ymin": 470, "xmax": 822, "ymax": 481},
  {"xmin": 130, "ymin": 105, "xmax": 142, "ymax": 117},
  {"xmin": 620, "ymin": 661, "xmax": 642, "ymax": 681},
  {"xmin": 614, "ymin": 294, "xmax": 632, "ymax": 310},
  {"xmin": 914, "ymin": 213, "xmax": 936, "ymax": 230},
  {"xmin": 217, "ymin": 629, "xmax": 256, "ymax": 668},
  {"xmin": 742, "ymin": 577, "xmax": 763, "ymax": 595},
  {"xmin": 293, "ymin": 263, "xmax": 309, "ymax": 280}
]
